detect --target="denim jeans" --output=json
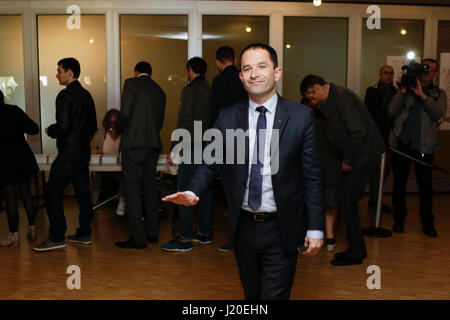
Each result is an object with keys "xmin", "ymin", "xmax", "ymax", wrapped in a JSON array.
[
  {"xmin": 46, "ymin": 152, "xmax": 93, "ymax": 242},
  {"xmin": 177, "ymin": 162, "xmax": 213, "ymax": 240}
]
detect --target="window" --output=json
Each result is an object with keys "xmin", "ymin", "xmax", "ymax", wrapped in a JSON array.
[
  {"xmin": 361, "ymin": 19, "xmax": 424, "ymax": 97},
  {"xmin": 120, "ymin": 15, "xmax": 188, "ymax": 153},
  {"xmin": 283, "ymin": 17, "xmax": 348, "ymax": 102},
  {"xmin": 202, "ymin": 15, "xmax": 269, "ymax": 83},
  {"xmin": 37, "ymin": 15, "xmax": 106, "ymax": 154},
  {"xmin": 0, "ymin": 15, "xmax": 25, "ymax": 111}
]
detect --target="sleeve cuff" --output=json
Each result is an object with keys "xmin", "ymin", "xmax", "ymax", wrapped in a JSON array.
[
  {"xmin": 184, "ymin": 191, "xmax": 196, "ymax": 198},
  {"xmin": 306, "ymin": 230, "xmax": 324, "ymax": 239}
]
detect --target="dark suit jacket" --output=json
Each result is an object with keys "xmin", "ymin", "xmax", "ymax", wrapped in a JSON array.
[
  {"xmin": 0, "ymin": 104, "xmax": 39, "ymax": 187},
  {"xmin": 210, "ymin": 65, "xmax": 247, "ymax": 124},
  {"xmin": 189, "ymin": 95, "xmax": 325, "ymax": 254},
  {"xmin": 320, "ymin": 84, "xmax": 385, "ymax": 167},
  {"xmin": 118, "ymin": 75, "xmax": 166, "ymax": 152}
]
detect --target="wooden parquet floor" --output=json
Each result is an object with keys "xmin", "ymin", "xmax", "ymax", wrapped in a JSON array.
[{"xmin": 1, "ymin": 193, "xmax": 449, "ymax": 300}]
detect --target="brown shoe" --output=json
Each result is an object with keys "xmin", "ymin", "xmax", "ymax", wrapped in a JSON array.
[{"xmin": 0, "ymin": 232, "xmax": 20, "ymax": 247}]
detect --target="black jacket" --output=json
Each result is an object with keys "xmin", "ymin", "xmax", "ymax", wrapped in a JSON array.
[
  {"xmin": 210, "ymin": 65, "xmax": 247, "ymax": 124},
  {"xmin": 319, "ymin": 84, "xmax": 385, "ymax": 167},
  {"xmin": 118, "ymin": 75, "xmax": 166, "ymax": 152},
  {"xmin": 47, "ymin": 80, "xmax": 97, "ymax": 154},
  {"xmin": 0, "ymin": 104, "xmax": 39, "ymax": 187},
  {"xmin": 189, "ymin": 96, "xmax": 325, "ymax": 254}
]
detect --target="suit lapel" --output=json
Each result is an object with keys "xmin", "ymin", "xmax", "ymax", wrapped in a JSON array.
[
  {"xmin": 236, "ymin": 101, "xmax": 250, "ymax": 165},
  {"xmin": 272, "ymin": 95, "xmax": 290, "ymax": 139}
]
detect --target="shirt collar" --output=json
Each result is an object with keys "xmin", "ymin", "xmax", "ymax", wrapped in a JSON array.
[
  {"xmin": 248, "ymin": 92, "xmax": 278, "ymax": 115},
  {"xmin": 138, "ymin": 73, "xmax": 149, "ymax": 77}
]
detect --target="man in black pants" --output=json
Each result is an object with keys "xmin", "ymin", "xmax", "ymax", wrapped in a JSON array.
[
  {"xmin": 210, "ymin": 46, "xmax": 248, "ymax": 252},
  {"xmin": 115, "ymin": 61, "xmax": 166, "ymax": 249},
  {"xmin": 389, "ymin": 58, "xmax": 447, "ymax": 237},
  {"xmin": 301, "ymin": 74, "xmax": 385, "ymax": 266},
  {"xmin": 364, "ymin": 65, "xmax": 397, "ymax": 213},
  {"xmin": 34, "ymin": 57, "xmax": 97, "ymax": 252}
]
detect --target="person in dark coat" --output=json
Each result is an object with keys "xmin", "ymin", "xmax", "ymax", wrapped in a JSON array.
[
  {"xmin": 300, "ymin": 96, "xmax": 341, "ymax": 252},
  {"xmin": 300, "ymin": 74, "xmax": 385, "ymax": 266},
  {"xmin": 210, "ymin": 46, "xmax": 248, "ymax": 252},
  {"xmin": 364, "ymin": 65, "xmax": 397, "ymax": 213},
  {"xmin": 0, "ymin": 89, "xmax": 39, "ymax": 246}
]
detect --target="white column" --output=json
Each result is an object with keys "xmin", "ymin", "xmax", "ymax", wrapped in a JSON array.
[
  {"xmin": 188, "ymin": 8, "xmax": 202, "ymax": 58},
  {"xmin": 105, "ymin": 8, "xmax": 121, "ymax": 110},
  {"xmin": 270, "ymin": 12, "xmax": 283, "ymax": 95},
  {"xmin": 22, "ymin": 8, "xmax": 42, "ymax": 153},
  {"xmin": 348, "ymin": 12, "xmax": 362, "ymax": 96}
]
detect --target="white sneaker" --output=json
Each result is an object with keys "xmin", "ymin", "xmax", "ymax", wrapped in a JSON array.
[{"xmin": 116, "ymin": 197, "xmax": 125, "ymax": 216}]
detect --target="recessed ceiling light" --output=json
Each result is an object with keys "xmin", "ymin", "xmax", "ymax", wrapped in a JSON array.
[
  {"xmin": 313, "ymin": 0, "xmax": 322, "ymax": 7},
  {"xmin": 245, "ymin": 26, "xmax": 252, "ymax": 33}
]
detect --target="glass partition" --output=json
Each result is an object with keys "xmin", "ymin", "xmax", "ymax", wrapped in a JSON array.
[
  {"xmin": 37, "ymin": 14, "xmax": 106, "ymax": 154},
  {"xmin": 202, "ymin": 15, "xmax": 269, "ymax": 83},
  {"xmin": 283, "ymin": 17, "xmax": 348, "ymax": 102},
  {"xmin": 0, "ymin": 15, "xmax": 25, "ymax": 111},
  {"xmin": 120, "ymin": 15, "xmax": 188, "ymax": 154},
  {"xmin": 361, "ymin": 19, "xmax": 424, "ymax": 97}
]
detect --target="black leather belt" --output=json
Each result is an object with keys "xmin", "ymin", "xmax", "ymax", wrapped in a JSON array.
[{"xmin": 241, "ymin": 209, "xmax": 277, "ymax": 222}]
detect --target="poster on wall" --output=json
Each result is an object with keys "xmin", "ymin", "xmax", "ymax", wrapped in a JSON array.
[{"xmin": 439, "ymin": 52, "xmax": 450, "ymax": 131}]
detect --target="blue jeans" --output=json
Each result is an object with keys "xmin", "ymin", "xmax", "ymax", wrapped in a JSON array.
[
  {"xmin": 46, "ymin": 153, "xmax": 93, "ymax": 242},
  {"xmin": 177, "ymin": 162, "xmax": 213, "ymax": 240}
]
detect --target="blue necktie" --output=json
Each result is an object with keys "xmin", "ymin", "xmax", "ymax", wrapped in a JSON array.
[{"xmin": 248, "ymin": 106, "xmax": 267, "ymax": 211}]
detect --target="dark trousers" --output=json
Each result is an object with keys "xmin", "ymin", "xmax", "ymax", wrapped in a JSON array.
[
  {"xmin": 122, "ymin": 147, "xmax": 160, "ymax": 245},
  {"xmin": 391, "ymin": 147, "xmax": 434, "ymax": 229},
  {"xmin": 234, "ymin": 210, "xmax": 298, "ymax": 300},
  {"xmin": 47, "ymin": 153, "xmax": 93, "ymax": 242},
  {"xmin": 368, "ymin": 152, "xmax": 392, "ymax": 204},
  {"xmin": 177, "ymin": 162, "xmax": 212, "ymax": 239},
  {"xmin": 2, "ymin": 179, "xmax": 36, "ymax": 233},
  {"xmin": 337, "ymin": 158, "xmax": 375, "ymax": 258}
]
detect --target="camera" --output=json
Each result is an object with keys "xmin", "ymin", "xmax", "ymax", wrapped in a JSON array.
[{"xmin": 398, "ymin": 61, "xmax": 431, "ymax": 88}]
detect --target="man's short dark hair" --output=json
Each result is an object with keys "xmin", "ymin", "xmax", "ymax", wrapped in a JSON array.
[
  {"xmin": 300, "ymin": 74, "xmax": 327, "ymax": 96},
  {"xmin": 216, "ymin": 46, "xmax": 235, "ymax": 64},
  {"xmin": 186, "ymin": 57, "xmax": 207, "ymax": 75},
  {"xmin": 240, "ymin": 43, "xmax": 278, "ymax": 69},
  {"xmin": 134, "ymin": 61, "xmax": 152, "ymax": 75},
  {"xmin": 58, "ymin": 57, "xmax": 81, "ymax": 78},
  {"xmin": 423, "ymin": 58, "xmax": 439, "ymax": 70}
]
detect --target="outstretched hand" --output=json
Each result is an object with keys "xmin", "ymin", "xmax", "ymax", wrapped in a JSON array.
[{"xmin": 162, "ymin": 192, "xmax": 199, "ymax": 206}]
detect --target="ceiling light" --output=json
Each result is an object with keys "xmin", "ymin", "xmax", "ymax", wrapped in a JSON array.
[
  {"xmin": 313, "ymin": 0, "xmax": 322, "ymax": 7},
  {"xmin": 400, "ymin": 28, "xmax": 407, "ymax": 35},
  {"xmin": 89, "ymin": 38, "xmax": 94, "ymax": 44},
  {"xmin": 245, "ymin": 26, "xmax": 252, "ymax": 33},
  {"xmin": 286, "ymin": 44, "xmax": 291, "ymax": 49},
  {"xmin": 406, "ymin": 51, "xmax": 415, "ymax": 60}
]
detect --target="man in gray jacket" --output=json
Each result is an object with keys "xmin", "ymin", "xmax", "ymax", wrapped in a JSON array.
[
  {"xmin": 301, "ymin": 74, "xmax": 385, "ymax": 266},
  {"xmin": 389, "ymin": 58, "xmax": 447, "ymax": 237},
  {"xmin": 162, "ymin": 57, "xmax": 213, "ymax": 252},
  {"xmin": 115, "ymin": 61, "xmax": 166, "ymax": 249}
]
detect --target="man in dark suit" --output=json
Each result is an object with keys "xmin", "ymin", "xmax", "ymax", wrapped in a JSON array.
[
  {"xmin": 115, "ymin": 61, "xmax": 166, "ymax": 249},
  {"xmin": 364, "ymin": 65, "xmax": 397, "ymax": 213},
  {"xmin": 163, "ymin": 44, "xmax": 324, "ymax": 300},
  {"xmin": 300, "ymin": 74, "xmax": 385, "ymax": 266},
  {"xmin": 34, "ymin": 57, "xmax": 97, "ymax": 252},
  {"xmin": 211, "ymin": 46, "xmax": 248, "ymax": 252}
]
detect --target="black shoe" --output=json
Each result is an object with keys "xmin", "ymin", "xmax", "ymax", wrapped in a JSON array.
[
  {"xmin": 334, "ymin": 250, "xmax": 367, "ymax": 260},
  {"xmin": 331, "ymin": 255, "xmax": 363, "ymax": 266},
  {"xmin": 115, "ymin": 238, "xmax": 147, "ymax": 249},
  {"xmin": 422, "ymin": 227, "xmax": 437, "ymax": 238},
  {"xmin": 392, "ymin": 224, "xmax": 404, "ymax": 233},
  {"xmin": 147, "ymin": 236, "xmax": 158, "ymax": 243}
]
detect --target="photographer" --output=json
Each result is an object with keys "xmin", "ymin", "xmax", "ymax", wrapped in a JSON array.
[{"xmin": 389, "ymin": 58, "xmax": 447, "ymax": 237}]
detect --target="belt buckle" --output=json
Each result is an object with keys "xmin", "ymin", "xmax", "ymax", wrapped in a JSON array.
[{"xmin": 253, "ymin": 213, "xmax": 265, "ymax": 222}]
